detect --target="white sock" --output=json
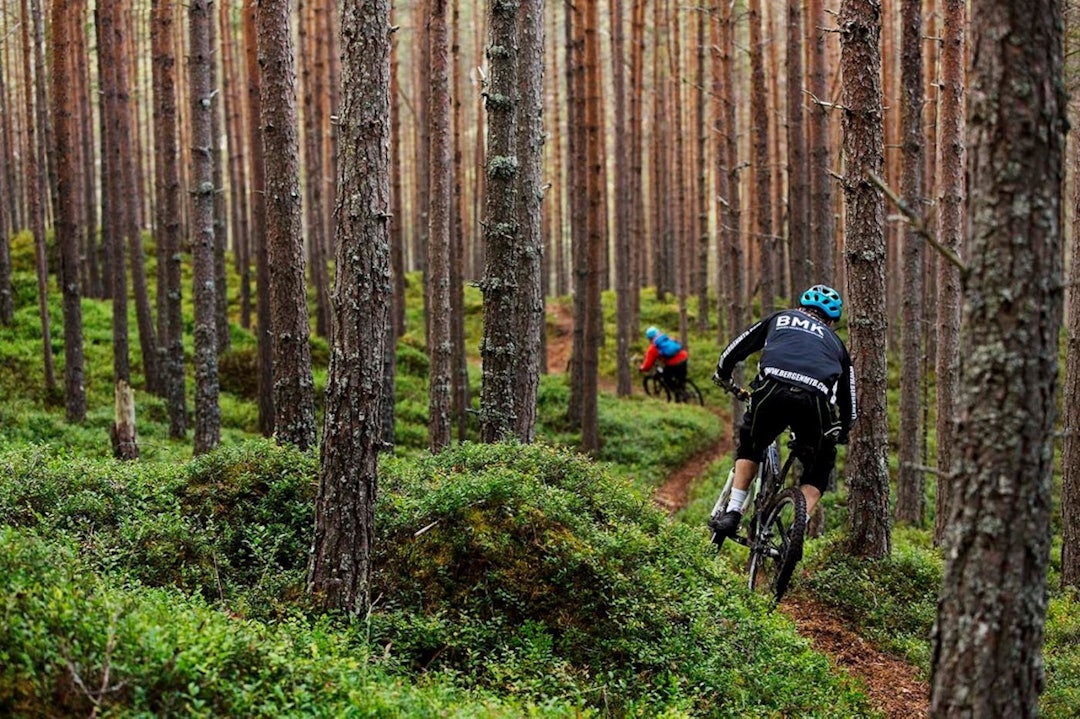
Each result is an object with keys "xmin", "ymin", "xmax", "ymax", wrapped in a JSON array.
[{"xmin": 726, "ymin": 488, "xmax": 748, "ymax": 514}]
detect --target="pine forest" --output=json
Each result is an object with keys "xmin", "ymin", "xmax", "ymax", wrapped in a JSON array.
[{"xmin": 0, "ymin": 0, "xmax": 1078, "ymax": 716}]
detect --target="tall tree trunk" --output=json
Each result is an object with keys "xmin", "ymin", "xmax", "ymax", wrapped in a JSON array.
[
  {"xmin": 21, "ymin": 0, "xmax": 57, "ymax": 396},
  {"xmin": 260, "ymin": 0, "xmax": 317, "ymax": 451},
  {"xmin": 612, "ymin": 0, "xmax": 631, "ymax": 397},
  {"xmin": 787, "ymin": 0, "xmax": 809, "ymax": 295},
  {"xmin": 220, "ymin": 1, "xmax": 252, "ymax": 332},
  {"xmin": 695, "ymin": 7, "xmax": 709, "ymax": 334},
  {"xmin": 839, "ymin": 0, "xmax": 891, "ymax": 559},
  {"xmin": 210, "ymin": 14, "xmax": 230, "ymax": 356},
  {"xmin": 49, "ymin": 0, "xmax": 85, "ymax": 423},
  {"xmin": 580, "ymin": 0, "xmax": 602, "ymax": 453},
  {"xmin": 309, "ymin": 0, "xmax": 392, "ymax": 618},
  {"xmin": 807, "ymin": 0, "xmax": 835, "ymax": 282},
  {"xmin": 894, "ymin": 0, "xmax": 925, "ymax": 526},
  {"xmin": 931, "ymin": 1, "xmax": 1065, "ymax": 712},
  {"xmin": 300, "ymin": 0, "xmax": 331, "ymax": 340},
  {"xmin": 513, "ymin": 0, "xmax": 544, "ymax": 441},
  {"xmin": 152, "ymin": 0, "xmax": 187, "ymax": 439},
  {"xmin": 244, "ymin": 0, "xmax": 274, "ymax": 436},
  {"xmin": 450, "ymin": 0, "xmax": 469, "ymax": 440},
  {"xmin": 0, "ymin": 51, "xmax": 12, "ymax": 324},
  {"xmin": 720, "ymin": 0, "xmax": 744, "ymax": 437},
  {"xmin": 427, "ymin": 0, "xmax": 453, "ymax": 452},
  {"xmin": 749, "ymin": 0, "xmax": 773, "ymax": 313},
  {"xmin": 1062, "ymin": 128, "xmax": 1080, "ymax": 589},
  {"xmin": 933, "ymin": 0, "xmax": 965, "ymax": 547},
  {"xmin": 480, "ymin": 0, "xmax": 521, "ymax": 442},
  {"xmin": 189, "ymin": 0, "xmax": 221, "ymax": 456}
]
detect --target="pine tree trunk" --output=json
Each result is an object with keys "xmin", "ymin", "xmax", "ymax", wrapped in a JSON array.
[
  {"xmin": 189, "ymin": 0, "xmax": 221, "ymax": 456},
  {"xmin": 389, "ymin": 9, "xmax": 406, "ymax": 339},
  {"xmin": 152, "ymin": 0, "xmax": 187, "ymax": 439},
  {"xmin": 427, "ymin": 0, "xmax": 453, "ymax": 452},
  {"xmin": 310, "ymin": 0, "xmax": 392, "ymax": 617},
  {"xmin": 0, "ymin": 51, "xmax": 12, "ymax": 324},
  {"xmin": 260, "ymin": 0, "xmax": 317, "ymax": 451},
  {"xmin": 480, "ymin": 0, "xmax": 521, "ymax": 442},
  {"xmin": 300, "ymin": 0, "xmax": 331, "ymax": 340},
  {"xmin": 1062, "ymin": 131, "xmax": 1080, "ymax": 589},
  {"xmin": 450, "ymin": 2, "xmax": 470, "ymax": 440},
  {"xmin": 839, "ymin": 0, "xmax": 891, "ymax": 559},
  {"xmin": 932, "ymin": 0, "xmax": 965, "ymax": 547},
  {"xmin": 807, "ymin": 0, "xmax": 835, "ymax": 282},
  {"xmin": 786, "ymin": 0, "xmax": 809, "ymax": 296},
  {"xmin": 612, "ymin": 0, "xmax": 632, "ymax": 397},
  {"xmin": 49, "ymin": 0, "xmax": 85, "ymax": 422},
  {"xmin": 513, "ymin": 0, "xmax": 544, "ymax": 441},
  {"xmin": 220, "ymin": 1, "xmax": 252, "ymax": 332},
  {"xmin": 580, "ymin": 0, "xmax": 602, "ymax": 453},
  {"xmin": 749, "ymin": 0, "xmax": 773, "ymax": 313},
  {"xmin": 244, "ymin": 0, "xmax": 274, "ymax": 437},
  {"xmin": 931, "ymin": 1, "xmax": 1065, "ymax": 712}
]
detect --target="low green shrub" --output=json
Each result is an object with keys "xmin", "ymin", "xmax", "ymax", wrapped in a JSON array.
[
  {"xmin": 0, "ymin": 527, "xmax": 588, "ymax": 718},
  {"xmin": 371, "ymin": 442, "xmax": 874, "ymax": 716}
]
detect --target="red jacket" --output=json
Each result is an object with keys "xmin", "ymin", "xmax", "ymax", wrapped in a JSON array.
[{"xmin": 639, "ymin": 341, "xmax": 689, "ymax": 372}]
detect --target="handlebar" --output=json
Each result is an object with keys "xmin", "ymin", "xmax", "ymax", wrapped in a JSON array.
[{"xmin": 710, "ymin": 373, "xmax": 751, "ymax": 402}]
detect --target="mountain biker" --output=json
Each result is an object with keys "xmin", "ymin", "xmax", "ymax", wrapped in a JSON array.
[
  {"xmin": 708, "ymin": 284, "xmax": 857, "ymax": 544},
  {"xmin": 640, "ymin": 326, "xmax": 690, "ymax": 400}
]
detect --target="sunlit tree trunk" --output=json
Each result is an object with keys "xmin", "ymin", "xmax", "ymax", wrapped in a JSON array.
[
  {"xmin": 931, "ymin": 1, "xmax": 1065, "ymax": 712},
  {"xmin": 840, "ymin": 0, "xmax": 891, "ymax": 559},
  {"xmin": 310, "ymin": 0, "xmax": 393, "ymax": 618}
]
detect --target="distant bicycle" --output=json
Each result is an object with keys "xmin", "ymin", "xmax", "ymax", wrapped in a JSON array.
[
  {"xmin": 709, "ymin": 384, "xmax": 807, "ymax": 605},
  {"xmin": 642, "ymin": 366, "xmax": 704, "ymax": 405}
]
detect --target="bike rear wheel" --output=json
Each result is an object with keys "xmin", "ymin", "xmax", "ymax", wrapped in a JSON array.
[
  {"xmin": 747, "ymin": 486, "xmax": 807, "ymax": 604},
  {"xmin": 643, "ymin": 374, "xmax": 669, "ymax": 400},
  {"xmin": 681, "ymin": 379, "xmax": 704, "ymax": 406}
]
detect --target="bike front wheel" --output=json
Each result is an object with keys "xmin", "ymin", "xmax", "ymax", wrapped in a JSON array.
[{"xmin": 747, "ymin": 487, "xmax": 807, "ymax": 604}]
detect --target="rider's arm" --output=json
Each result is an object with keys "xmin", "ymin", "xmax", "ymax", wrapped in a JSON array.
[
  {"xmin": 714, "ymin": 317, "xmax": 771, "ymax": 381},
  {"xmin": 640, "ymin": 343, "xmax": 659, "ymax": 372}
]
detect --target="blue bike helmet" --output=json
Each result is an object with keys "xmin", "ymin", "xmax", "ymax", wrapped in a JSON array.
[
  {"xmin": 645, "ymin": 326, "xmax": 659, "ymax": 340},
  {"xmin": 800, "ymin": 285, "xmax": 843, "ymax": 320}
]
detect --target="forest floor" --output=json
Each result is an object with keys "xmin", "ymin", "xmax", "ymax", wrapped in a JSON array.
[{"xmin": 545, "ymin": 311, "xmax": 929, "ymax": 719}]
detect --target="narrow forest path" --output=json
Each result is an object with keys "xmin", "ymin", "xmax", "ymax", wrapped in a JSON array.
[{"xmin": 544, "ymin": 309, "xmax": 929, "ymax": 719}]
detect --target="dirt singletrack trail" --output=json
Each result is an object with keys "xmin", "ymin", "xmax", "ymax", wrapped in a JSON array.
[{"xmin": 544, "ymin": 309, "xmax": 930, "ymax": 719}]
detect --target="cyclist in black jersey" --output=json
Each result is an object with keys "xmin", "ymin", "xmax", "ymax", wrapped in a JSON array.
[{"xmin": 709, "ymin": 285, "xmax": 858, "ymax": 541}]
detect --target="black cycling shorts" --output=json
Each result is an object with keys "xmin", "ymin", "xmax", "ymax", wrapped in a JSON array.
[{"xmin": 735, "ymin": 378, "xmax": 838, "ymax": 494}]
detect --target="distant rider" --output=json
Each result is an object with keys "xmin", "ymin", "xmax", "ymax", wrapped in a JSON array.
[
  {"xmin": 709, "ymin": 285, "xmax": 857, "ymax": 544},
  {"xmin": 640, "ymin": 326, "xmax": 690, "ymax": 401}
]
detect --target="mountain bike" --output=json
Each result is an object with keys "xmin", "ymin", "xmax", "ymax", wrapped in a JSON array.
[
  {"xmin": 642, "ymin": 366, "xmax": 704, "ymax": 405},
  {"xmin": 708, "ymin": 384, "xmax": 807, "ymax": 605}
]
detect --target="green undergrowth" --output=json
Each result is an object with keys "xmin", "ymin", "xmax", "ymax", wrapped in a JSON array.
[{"xmin": 0, "ymin": 441, "xmax": 877, "ymax": 717}]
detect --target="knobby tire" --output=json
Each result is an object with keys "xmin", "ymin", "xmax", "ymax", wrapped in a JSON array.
[{"xmin": 748, "ymin": 486, "xmax": 807, "ymax": 604}]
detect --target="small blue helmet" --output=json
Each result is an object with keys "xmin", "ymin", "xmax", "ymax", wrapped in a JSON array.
[
  {"xmin": 800, "ymin": 285, "xmax": 843, "ymax": 320},
  {"xmin": 645, "ymin": 326, "xmax": 659, "ymax": 340}
]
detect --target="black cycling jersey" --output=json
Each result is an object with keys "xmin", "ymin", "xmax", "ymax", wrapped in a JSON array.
[{"xmin": 716, "ymin": 309, "xmax": 857, "ymax": 431}]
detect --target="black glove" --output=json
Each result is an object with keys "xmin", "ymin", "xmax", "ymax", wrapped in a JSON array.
[{"xmin": 710, "ymin": 370, "xmax": 729, "ymax": 390}]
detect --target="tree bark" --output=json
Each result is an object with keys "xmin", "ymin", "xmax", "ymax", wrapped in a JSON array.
[
  {"xmin": 749, "ymin": 0, "xmax": 773, "ymax": 313},
  {"xmin": 189, "ymin": 0, "xmax": 221, "ymax": 456},
  {"xmin": 894, "ymin": 0, "xmax": 925, "ymax": 526},
  {"xmin": 427, "ymin": 0, "xmax": 453, "ymax": 452},
  {"xmin": 933, "ymin": 0, "xmax": 965, "ymax": 547},
  {"xmin": 839, "ymin": 0, "xmax": 891, "ymax": 559},
  {"xmin": 309, "ymin": 0, "xmax": 392, "ymax": 618},
  {"xmin": 152, "ymin": 0, "xmax": 187, "ymax": 439},
  {"xmin": 807, "ymin": 0, "xmax": 835, "ymax": 282},
  {"xmin": 612, "ymin": 0, "xmax": 631, "ymax": 397},
  {"xmin": 1062, "ymin": 129, "xmax": 1080, "ymax": 589},
  {"xmin": 513, "ymin": 0, "xmax": 545, "ymax": 441},
  {"xmin": 244, "ymin": 0, "xmax": 274, "ymax": 437},
  {"xmin": 49, "ymin": 0, "xmax": 85, "ymax": 422},
  {"xmin": 930, "ymin": 1, "xmax": 1065, "ymax": 713},
  {"xmin": 787, "ymin": 0, "xmax": 809, "ymax": 296},
  {"xmin": 580, "ymin": 0, "xmax": 602, "ymax": 453},
  {"xmin": 259, "ymin": 0, "xmax": 317, "ymax": 451},
  {"xmin": 480, "ymin": 0, "xmax": 521, "ymax": 442}
]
